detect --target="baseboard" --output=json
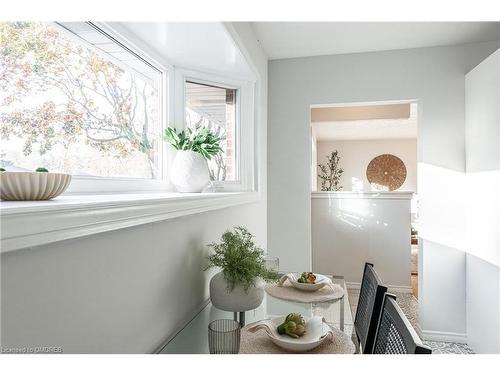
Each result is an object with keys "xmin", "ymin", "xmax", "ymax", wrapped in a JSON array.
[
  {"xmin": 417, "ymin": 324, "xmax": 468, "ymax": 344},
  {"xmin": 152, "ymin": 298, "xmax": 211, "ymax": 354},
  {"xmin": 346, "ymin": 282, "xmax": 412, "ymax": 294}
]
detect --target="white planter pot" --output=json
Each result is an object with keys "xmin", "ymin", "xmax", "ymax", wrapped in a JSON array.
[
  {"xmin": 209, "ymin": 271, "xmax": 265, "ymax": 312},
  {"xmin": 170, "ymin": 150, "xmax": 210, "ymax": 193}
]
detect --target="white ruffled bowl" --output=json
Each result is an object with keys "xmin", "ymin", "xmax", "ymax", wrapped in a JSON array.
[
  {"xmin": 0, "ymin": 171, "xmax": 72, "ymax": 201},
  {"xmin": 247, "ymin": 316, "xmax": 335, "ymax": 352},
  {"xmin": 288, "ymin": 273, "xmax": 330, "ymax": 292}
]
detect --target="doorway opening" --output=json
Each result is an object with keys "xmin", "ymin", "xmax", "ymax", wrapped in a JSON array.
[{"xmin": 310, "ymin": 100, "xmax": 419, "ymax": 298}]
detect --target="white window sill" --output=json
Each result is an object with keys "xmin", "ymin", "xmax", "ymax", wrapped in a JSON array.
[{"xmin": 0, "ymin": 191, "xmax": 260, "ymax": 253}]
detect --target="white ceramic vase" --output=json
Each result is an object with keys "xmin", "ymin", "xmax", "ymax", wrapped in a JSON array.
[
  {"xmin": 170, "ymin": 150, "xmax": 210, "ymax": 193},
  {"xmin": 209, "ymin": 271, "xmax": 265, "ymax": 312}
]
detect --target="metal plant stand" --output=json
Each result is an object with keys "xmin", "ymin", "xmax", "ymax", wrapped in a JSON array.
[{"xmin": 233, "ymin": 311, "xmax": 245, "ymax": 327}]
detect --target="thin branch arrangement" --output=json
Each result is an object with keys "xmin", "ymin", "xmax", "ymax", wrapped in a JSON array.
[{"xmin": 318, "ymin": 150, "xmax": 344, "ymax": 191}]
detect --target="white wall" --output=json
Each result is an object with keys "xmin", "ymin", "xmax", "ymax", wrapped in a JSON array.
[
  {"xmin": 465, "ymin": 49, "xmax": 500, "ymax": 353},
  {"xmin": 316, "ymin": 139, "xmax": 417, "ymax": 192},
  {"xmin": 267, "ymin": 41, "xmax": 500, "ymax": 340},
  {"xmin": 465, "ymin": 50, "xmax": 500, "ymax": 173},
  {"xmin": 0, "ymin": 22, "xmax": 268, "ymax": 354},
  {"xmin": 311, "ymin": 131, "xmax": 318, "ymax": 191},
  {"xmin": 1, "ymin": 205, "xmax": 264, "ymax": 353}
]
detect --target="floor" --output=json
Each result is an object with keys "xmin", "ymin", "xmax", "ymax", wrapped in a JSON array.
[
  {"xmin": 410, "ymin": 274, "xmax": 418, "ymax": 298},
  {"xmin": 347, "ymin": 288, "xmax": 474, "ymax": 354},
  {"xmin": 411, "ymin": 244, "xmax": 418, "ymax": 298}
]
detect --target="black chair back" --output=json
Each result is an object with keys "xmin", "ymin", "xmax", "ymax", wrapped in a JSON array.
[
  {"xmin": 354, "ymin": 262, "xmax": 387, "ymax": 353},
  {"xmin": 373, "ymin": 294, "xmax": 432, "ymax": 354}
]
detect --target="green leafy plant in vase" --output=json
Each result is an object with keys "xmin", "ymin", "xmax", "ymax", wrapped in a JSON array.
[
  {"xmin": 206, "ymin": 226, "xmax": 279, "ymax": 312},
  {"xmin": 164, "ymin": 125, "xmax": 223, "ymax": 192}
]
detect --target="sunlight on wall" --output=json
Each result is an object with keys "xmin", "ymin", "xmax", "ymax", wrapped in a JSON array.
[
  {"xmin": 419, "ymin": 163, "xmax": 500, "ymax": 267},
  {"xmin": 466, "ymin": 170, "xmax": 500, "ymax": 267},
  {"xmin": 335, "ymin": 197, "xmax": 370, "ymax": 229},
  {"xmin": 418, "ymin": 162, "xmax": 467, "ymax": 252}
]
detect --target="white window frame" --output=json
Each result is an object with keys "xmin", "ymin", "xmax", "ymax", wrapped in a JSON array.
[
  {"xmin": 3, "ymin": 22, "xmax": 256, "ymax": 195},
  {"xmin": 174, "ymin": 68, "xmax": 256, "ymax": 192},
  {"xmin": 48, "ymin": 22, "xmax": 172, "ymax": 195}
]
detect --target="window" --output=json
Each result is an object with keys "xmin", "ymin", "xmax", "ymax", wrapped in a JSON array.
[
  {"xmin": 0, "ymin": 22, "xmax": 163, "ymax": 180},
  {"xmin": 1, "ymin": 22, "xmax": 256, "ymax": 196},
  {"xmin": 185, "ymin": 81, "xmax": 237, "ymax": 182}
]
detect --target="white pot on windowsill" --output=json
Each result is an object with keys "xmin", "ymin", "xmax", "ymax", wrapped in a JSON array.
[{"xmin": 170, "ymin": 150, "xmax": 210, "ymax": 193}]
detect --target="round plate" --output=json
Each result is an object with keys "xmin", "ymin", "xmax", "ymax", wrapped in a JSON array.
[
  {"xmin": 288, "ymin": 273, "xmax": 328, "ymax": 292},
  {"xmin": 268, "ymin": 316, "xmax": 331, "ymax": 352}
]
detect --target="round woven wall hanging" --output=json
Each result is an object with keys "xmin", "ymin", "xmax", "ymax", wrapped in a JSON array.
[{"xmin": 366, "ymin": 154, "xmax": 407, "ymax": 191}]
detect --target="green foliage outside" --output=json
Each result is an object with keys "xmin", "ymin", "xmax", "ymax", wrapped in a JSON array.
[{"xmin": 0, "ymin": 22, "xmax": 159, "ymax": 177}]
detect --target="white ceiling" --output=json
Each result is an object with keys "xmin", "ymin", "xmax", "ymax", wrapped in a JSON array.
[
  {"xmin": 312, "ymin": 103, "xmax": 417, "ymax": 141},
  {"xmin": 108, "ymin": 22, "xmax": 254, "ymax": 80},
  {"xmin": 251, "ymin": 22, "xmax": 500, "ymax": 60}
]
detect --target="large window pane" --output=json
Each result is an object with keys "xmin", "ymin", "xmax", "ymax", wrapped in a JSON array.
[
  {"xmin": 185, "ymin": 81, "xmax": 236, "ymax": 182},
  {"xmin": 0, "ymin": 22, "xmax": 162, "ymax": 179}
]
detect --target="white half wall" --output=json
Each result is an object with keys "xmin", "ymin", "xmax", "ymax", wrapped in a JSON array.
[
  {"xmin": 316, "ymin": 139, "xmax": 417, "ymax": 192},
  {"xmin": 267, "ymin": 41, "xmax": 500, "ymax": 339},
  {"xmin": 312, "ymin": 192, "xmax": 412, "ymax": 288}
]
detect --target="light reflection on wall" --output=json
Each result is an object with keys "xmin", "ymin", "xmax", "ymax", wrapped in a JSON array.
[
  {"xmin": 335, "ymin": 196, "xmax": 370, "ymax": 229},
  {"xmin": 418, "ymin": 162, "xmax": 467, "ymax": 252},
  {"xmin": 466, "ymin": 169, "xmax": 500, "ymax": 267},
  {"xmin": 419, "ymin": 162, "xmax": 500, "ymax": 267}
]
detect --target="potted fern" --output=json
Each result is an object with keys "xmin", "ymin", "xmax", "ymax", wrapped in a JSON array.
[
  {"xmin": 164, "ymin": 125, "xmax": 222, "ymax": 192},
  {"xmin": 206, "ymin": 227, "xmax": 279, "ymax": 312}
]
